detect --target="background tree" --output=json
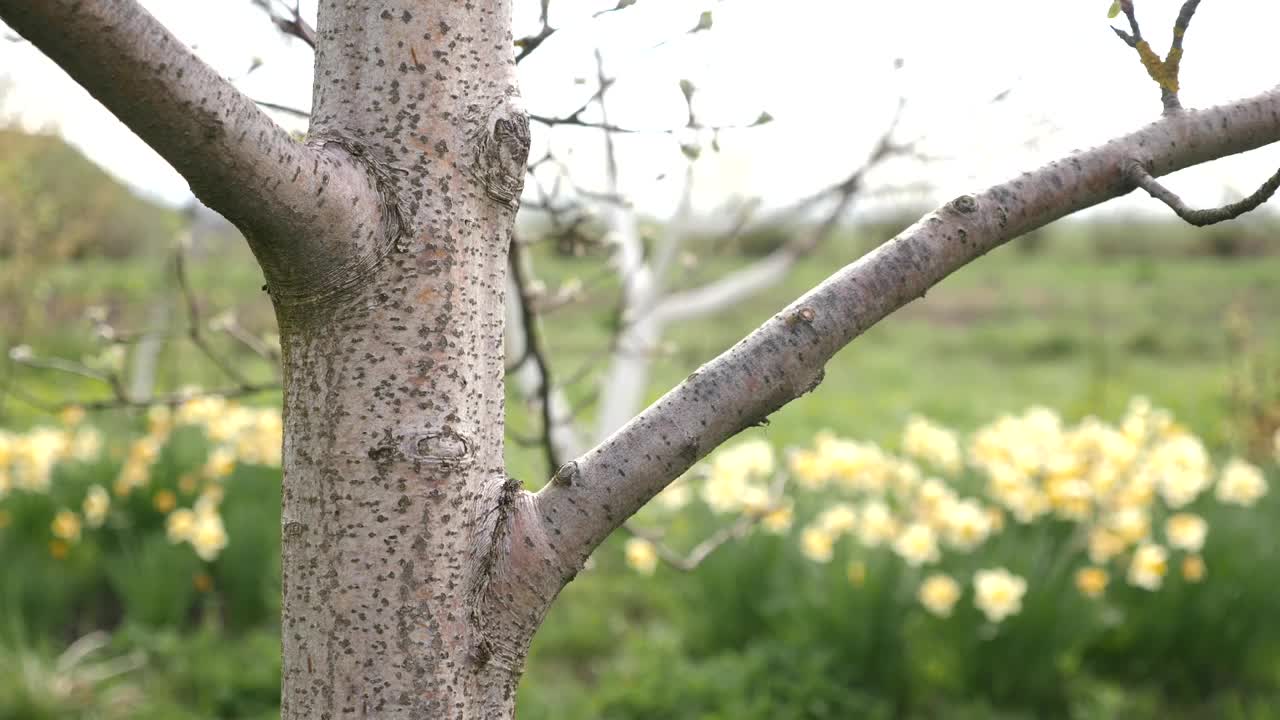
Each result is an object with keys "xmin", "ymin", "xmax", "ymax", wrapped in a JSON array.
[{"xmin": 1, "ymin": 1, "xmax": 1278, "ymax": 718}]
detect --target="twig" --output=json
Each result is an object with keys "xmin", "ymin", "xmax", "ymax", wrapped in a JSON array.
[
  {"xmin": 623, "ymin": 471, "xmax": 791, "ymax": 571},
  {"xmin": 1110, "ymin": 0, "xmax": 1200, "ymax": 113},
  {"xmin": 515, "ymin": 25, "xmax": 555, "ymax": 64},
  {"xmin": 213, "ymin": 314, "xmax": 282, "ymax": 364},
  {"xmin": 514, "ymin": 0, "xmax": 640, "ymax": 65},
  {"xmin": 252, "ymin": 98, "xmax": 310, "ymax": 119},
  {"xmin": 1127, "ymin": 160, "xmax": 1280, "ymax": 226},
  {"xmin": 509, "ymin": 237, "xmax": 565, "ymax": 471},
  {"xmin": 58, "ymin": 383, "xmax": 280, "ymax": 413},
  {"xmin": 251, "ymin": 0, "xmax": 316, "ymax": 48},
  {"xmin": 174, "ymin": 238, "xmax": 253, "ymax": 387},
  {"xmin": 9, "ymin": 349, "xmax": 130, "ymax": 401}
]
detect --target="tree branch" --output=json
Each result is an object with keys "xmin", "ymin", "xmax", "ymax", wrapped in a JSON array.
[
  {"xmin": 651, "ymin": 111, "xmax": 904, "ymax": 325},
  {"xmin": 508, "ymin": 238, "xmax": 581, "ymax": 470},
  {"xmin": 0, "ymin": 0, "xmax": 386, "ymax": 294},
  {"xmin": 1127, "ymin": 159, "xmax": 1280, "ymax": 226},
  {"xmin": 174, "ymin": 236, "xmax": 252, "ymax": 388},
  {"xmin": 1111, "ymin": 0, "xmax": 1201, "ymax": 114},
  {"xmin": 251, "ymin": 0, "xmax": 317, "ymax": 48},
  {"xmin": 535, "ymin": 85, "xmax": 1280, "ymax": 571},
  {"xmin": 623, "ymin": 470, "xmax": 790, "ymax": 572}
]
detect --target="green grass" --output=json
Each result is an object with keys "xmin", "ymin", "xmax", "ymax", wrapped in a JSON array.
[
  {"xmin": 6, "ymin": 218, "xmax": 1276, "ymax": 460},
  {"xmin": 1, "ymin": 217, "xmax": 1278, "ymax": 717},
  {"xmin": 510, "ymin": 220, "xmax": 1278, "ymax": 470}
]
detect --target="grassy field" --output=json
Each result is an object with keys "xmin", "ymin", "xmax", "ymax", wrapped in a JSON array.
[
  {"xmin": 6, "ymin": 217, "xmax": 1277, "ymax": 462},
  {"xmin": 511, "ymin": 219, "xmax": 1279, "ymax": 466},
  {"xmin": 1, "ymin": 216, "xmax": 1279, "ymax": 717}
]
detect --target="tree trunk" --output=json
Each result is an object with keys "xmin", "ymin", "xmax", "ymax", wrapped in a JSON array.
[{"xmin": 273, "ymin": 3, "xmax": 562, "ymax": 717}]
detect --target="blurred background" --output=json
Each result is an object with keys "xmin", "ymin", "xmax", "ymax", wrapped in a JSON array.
[{"xmin": 1, "ymin": 1, "xmax": 1279, "ymax": 717}]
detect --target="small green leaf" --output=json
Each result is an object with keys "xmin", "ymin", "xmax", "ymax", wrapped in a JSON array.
[
  {"xmin": 616, "ymin": 0, "xmax": 636, "ymax": 8},
  {"xmin": 680, "ymin": 143, "xmax": 702, "ymax": 161},
  {"xmin": 1108, "ymin": 1, "xmax": 1121, "ymax": 18},
  {"xmin": 692, "ymin": 10, "xmax": 713, "ymax": 33},
  {"xmin": 678, "ymin": 79, "xmax": 696, "ymax": 102},
  {"xmin": 752, "ymin": 111, "xmax": 774, "ymax": 126}
]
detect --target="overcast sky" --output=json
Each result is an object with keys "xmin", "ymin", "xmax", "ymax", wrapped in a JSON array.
[{"xmin": 2, "ymin": 0, "xmax": 1278, "ymax": 221}]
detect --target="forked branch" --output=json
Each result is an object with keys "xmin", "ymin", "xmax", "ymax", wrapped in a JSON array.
[
  {"xmin": 1111, "ymin": 0, "xmax": 1201, "ymax": 113},
  {"xmin": 251, "ymin": 0, "xmax": 317, "ymax": 48}
]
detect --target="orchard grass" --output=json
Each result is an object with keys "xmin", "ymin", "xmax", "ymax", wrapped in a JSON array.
[{"xmin": 2, "ymin": 219, "xmax": 1279, "ymax": 717}]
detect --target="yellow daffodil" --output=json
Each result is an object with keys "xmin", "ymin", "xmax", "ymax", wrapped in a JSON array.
[
  {"xmin": 166, "ymin": 509, "xmax": 197, "ymax": 544},
  {"xmin": 153, "ymin": 489, "xmax": 178, "ymax": 514},
  {"xmin": 974, "ymin": 568, "xmax": 1027, "ymax": 623},
  {"xmin": 1087, "ymin": 526, "xmax": 1126, "ymax": 565},
  {"xmin": 943, "ymin": 498, "xmax": 992, "ymax": 551},
  {"xmin": 800, "ymin": 526, "xmax": 835, "ymax": 563},
  {"xmin": 918, "ymin": 573, "xmax": 961, "ymax": 617},
  {"xmin": 1181, "ymin": 554, "xmax": 1206, "ymax": 583},
  {"xmin": 902, "ymin": 415, "xmax": 963, "ymax": 474},
  {"xmin": 51, "ymin": 510, "xmax": 81, "ymax": 542},
  {"xmin": 815, "ymin": 503, "xmax": 857, "ymax": 535},
  {"xmin": 1216, "ymin": 458, "xmax": 1267, "ymax": 507},
  {"xmin": 190, "ymin": 510, "xmax": 229, "ymax": 561},
  {"xmin": 760, "ymin": 502, "xmax": 794, "ymax": 534},
  {"xmin": 1164, "ymin": 513, "xmax": 1207, "ymax": 553},
  {"xmin": 1074, "ymin": 566, "xmax": 1109, "ymax": 598},
  {"xmin": 624, "ymin": 538, "xmax": 658, "ymax": 575},
  {"xmin": 1128, "ymin": 543, "xmax": 1168, "ymax": 591},
  {"xmin": 857, "ymin": 500, "xmax": 898, "ymax": 548},
  {"xmin": 83, "ymin": 486, "xmax": 110, "ymax": 528},
  {"xmin": 893, "ymin": 523, "xmax": 940, "ymax": 567}
]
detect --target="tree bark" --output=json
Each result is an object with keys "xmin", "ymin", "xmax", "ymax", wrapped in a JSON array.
[
  {"xmin": 273, "ymin": 2, "xmax": 557, "ymax": 717},
  {"xmin": 4, "ymin": 1, "xmax": 1280, "ymax": 718}
]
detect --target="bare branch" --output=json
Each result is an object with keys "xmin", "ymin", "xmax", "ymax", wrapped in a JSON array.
[
  {"xmin": 508, "ymin": 238, "xmax": 573, "ymax": 471},
  {"xmin": 515, "ymin": 0, "xmax": 642, "ymax": 64},
  {"xmin": 1111, "ymin": 0, "xmax": 1201, "ymax": 113},
  {"xmin": 0, "ymin": 0, "xmax": 386, "ymax": 292},
  {"xmin": 653, "ymin": 104, "xmax": 906, "ymax": 325},
  {"xmin": 624, "ymin": 471, "xmax": 789, "ymax": 571},
  {"xmin": 1127, "ymin": 160, "xmax": 1280, "ymax": 226},
  {"xmin": 515, "ymin": 25, "xmax": 556, "ymax": 64},
  {"xmin": 1171, "ymin": 1, "xmax": 1200, "ymax": 57},
  {"xmin": 251, "ymin": 0, "xmax": 317, "ymax": 48},
  {"xmin": 7, "ymin": 337, "xmax": 280, "ymax": 414},
  {"xmin": 253, "ymin": 98, "xmax": 312, "ymax": 119},
  {"xmin": 623, "ymin": 516, "xmax": 752, "ymax": 571},
  {"xmin": 175, "ymin": 238, "xmax": 253, "ymax": 388},
  {"xmin": 529, "ymin": 113, "xmax": 640, "ymax": 135},
  {"xmin": 212, "ymin": 314, "xmax": 282, "ymax": 365},
  {"xmin": 8, "ymin": 348, "xmax": 128, "ymax": 402},
  {"xmin": 535, "ymin": 85, "xmax": 1280, "ymax": 571}
]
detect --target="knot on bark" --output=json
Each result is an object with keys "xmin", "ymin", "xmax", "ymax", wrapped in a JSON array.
[
  {"xmin": 552, "ymin": 461, "xmax": 580, "ymax": 486},
  {"xmin": 949, "ymin": 194, "xmax": 979, "ymax": 214},
  {"xmin": 470, "ymin": 94, "xmax": 531, "ymax": 209},
  {"xmin": 404, "ymin": 428, "xmax": 473, "ymax": 469}
]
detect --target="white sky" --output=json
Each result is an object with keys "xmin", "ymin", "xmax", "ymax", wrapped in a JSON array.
[{"xmin": 2, "ymin": 0, "xmax": 1278, "ymax": 221}]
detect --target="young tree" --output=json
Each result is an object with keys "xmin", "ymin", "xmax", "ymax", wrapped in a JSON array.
[{"xmin": 2, "ymin": 0, "xmax": 1278, "ymax": 717}]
